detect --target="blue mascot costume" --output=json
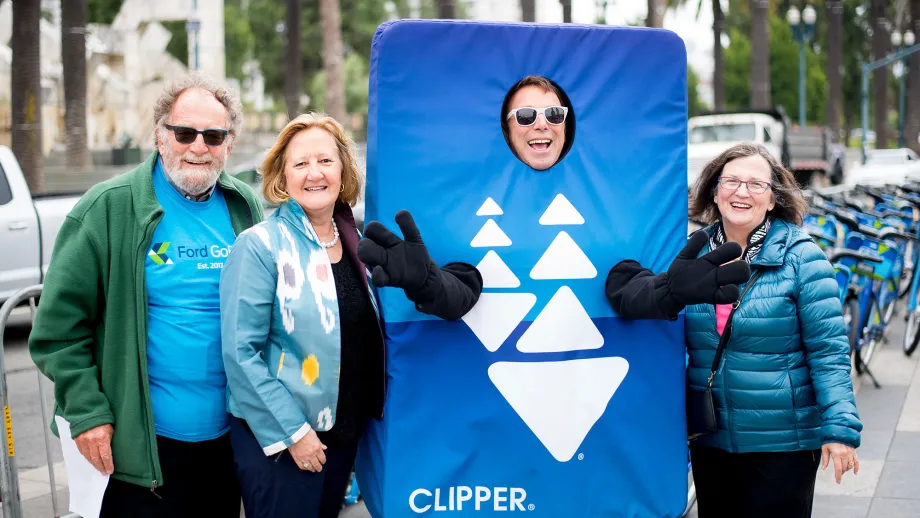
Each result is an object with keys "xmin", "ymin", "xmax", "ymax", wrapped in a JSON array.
[{"xmin": 356, "ymin": 19, "xmax": 693, "ymax": 517}]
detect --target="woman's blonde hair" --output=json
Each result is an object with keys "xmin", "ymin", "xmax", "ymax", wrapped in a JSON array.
[{"xmin": 260, "ymin": 113, "xmax": 363, "ymax": 206}]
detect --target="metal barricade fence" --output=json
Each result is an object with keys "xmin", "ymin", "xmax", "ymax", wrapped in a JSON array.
[{"xmin": 0, "ymin": 285, "xmax": 78, "ymax": 518}]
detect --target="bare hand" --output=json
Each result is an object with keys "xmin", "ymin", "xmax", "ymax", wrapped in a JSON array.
[
  {"xmin": 822, "ymin": 442, "xmax": 859, "ymax": 484},
  {"xmin": 74, "ymin": 424, "xmax": 114, "ymax": 475},
  {"xmin": 289, "ymin": 429, "xmax": 327, "ymax": 472}
]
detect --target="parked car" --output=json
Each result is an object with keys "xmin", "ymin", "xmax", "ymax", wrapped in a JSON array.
[
  {"xmin": 848, "ymin": 148, "xmax": 920, "ymax": 187},
  {"xmin": 688, "ymin": 108, "xmax": 846, "ymax": 187},
  {"xmin": 0, "ymin": 146, "xmax": 82, "ymax": 304}
]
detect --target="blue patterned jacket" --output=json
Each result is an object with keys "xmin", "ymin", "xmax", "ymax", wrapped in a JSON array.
[{"xmin": 220, "ymin": 199, "xmax": 381, "ymax": 455}]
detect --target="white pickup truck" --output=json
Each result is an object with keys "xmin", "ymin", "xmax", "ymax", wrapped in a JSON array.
[
  {"xmin": 0, "ymin": 146, "xmax": 81, "ymax": 305},
  {"xmin": 688, "ymin": 109, "xmax": 846, "ymax": 188}
]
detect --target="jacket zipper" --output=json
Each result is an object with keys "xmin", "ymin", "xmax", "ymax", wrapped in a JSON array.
[
  {"xmin": 138, "ymin": 211, "xmax": 164, "ymax": 492},
  {"xmin": 720, "ymin": 269, "xmax": 763, "ymax": 453}
]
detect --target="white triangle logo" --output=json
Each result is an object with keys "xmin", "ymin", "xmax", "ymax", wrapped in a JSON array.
[
  {"xmin": 530, "ymin": 232, "xmax": 597, "ymax": 279},
  {"xmin": 476, "ymin": 197, "xmax": 504, "ymax": 216},
  {"xmin": 471, "ymin": 220, "xmax": 512, "ymax": 248},
  {"xmin": 516, "ymin": 287, "xmax": 603, "ymax": 353},
  {"xmin": 488, "ymin": 357, "xmax": 629, "ymax": 462},
  {"xmin": 476, "ymin": 251, "xmax": 520, "ymax": 288},
  {"xmin": 539, "ymin": 194, "xmax": 584, "ymax": 225},
  {"xmin": 462, "ymin": 293, "xmax": 537, "ymax": 352}
]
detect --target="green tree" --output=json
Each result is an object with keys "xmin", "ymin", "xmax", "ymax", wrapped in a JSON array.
[
  {"xmin": 163, "ymin": 21, "xmax": 189, "ymax": 67},
  {"xmin": 724, "ymin": 28, "xmax": 752, "ymax": 109},
  {"xmin": 723, "ymin": 14, "xmax": 826, "ymax": 123},
  {"xmin": 308, "ymin": 53, "xmax": 370, "ymax": 137},
  {"xmin": 87, "ymin": 0, "xmax": 122, "ymax": 24},
  {"xmin": 688, "ymin": 65, "xmax": 705, "ymax": 116},
  {"xmin": 248, "ymin": 0, "xmax": 391, "ymax": 102},
  {"xmin": 225, "ymin": 2, "xmax": 256, "ymax": 81}
]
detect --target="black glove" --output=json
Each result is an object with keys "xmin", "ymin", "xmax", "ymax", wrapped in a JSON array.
[
  {"xmin": 358, "ymin": 210, "xmax": 441, "ymax": 302},
  {"xmin": 666, "ymin": 230, "xmax": 751, "ymax": 306}
]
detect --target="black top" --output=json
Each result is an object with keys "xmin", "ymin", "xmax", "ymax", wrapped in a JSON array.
[{"xmin": 315, "ymin": 252, "xmax": 380, "ymax": 446}]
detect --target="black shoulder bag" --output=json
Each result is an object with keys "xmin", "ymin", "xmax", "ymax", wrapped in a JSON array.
[{"xmin": 687, "ymin": 270, "xmax": 764, "ymax": 441}]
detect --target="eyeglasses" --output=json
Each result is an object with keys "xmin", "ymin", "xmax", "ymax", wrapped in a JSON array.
[
  {"xmin": 164, "ymin": 124, "xmax": 230, "ymax": 146},
  {"xmin": 718, "ymin": 177, "xmax": 772, "ymax": 194},
  {"xmin": 506, "ymin": 106, "xmax": 568, "ymax": 126}
]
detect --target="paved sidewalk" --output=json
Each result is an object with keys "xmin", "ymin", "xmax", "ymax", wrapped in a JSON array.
[
  {"xmin": 683, "ymin": 315, "xmax": 920, "ymax": 518},
  {"xmin": 9, "ymin": 318, "xmax": 919, "ymax": 517},
  {"xmin": 809, "ymin": 322, "xmax": 920, "ymax": 518}
]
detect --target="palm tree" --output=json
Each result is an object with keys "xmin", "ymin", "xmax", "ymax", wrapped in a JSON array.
[
  {"xmin": 826, "ymin": 1, "xmax": 844, "ymax": 139},
  {"xmin": 320, "ymin": 0, "xmax": 346, "ymax": 123},
  {"xmin": 437, "ymin": 0, "xmax": 456, "ymax": 19},
  {"xmin": 909, "ymin": 0, "xmax": 920, "ymax": 152},
  {"xmin": 521, "ymin": 0, "xmax": 536, "ymax": 22},
  {"xmin": 711, "ymin": 0, "xmax": 724, "ymax": 110},
  {"xmin": 668, "ymin": 0, "xmax": 723, "ymax": 110},
  {"xmin": 284, "ymin": 0, "xmax": 302, "ymax": 121},
  {"xmin": 647, "ymin": 0, "xmax": 665, "ymax": 27},
  {"xmin": 62, "ymin": 0, "xmax": 92, "ymax": 169},
  {"xmin": 872, "ymin": 0, "xmax": 889, "ymax": 148},
  {"xmin": 749, "ymin": 0, "xmax": 771, "ymax": 109},
  {"xmin": 11, "ymin": 0, "xmax": 44, "ymax": 192},
  {"xmin": 561, "ymin": 0, "xmax": 572, "ymax": 23}
]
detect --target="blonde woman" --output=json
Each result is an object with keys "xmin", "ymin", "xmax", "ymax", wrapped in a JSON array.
[{"xmin": 219, "ymin": 113, "xmax": 481, "ymax": 517}]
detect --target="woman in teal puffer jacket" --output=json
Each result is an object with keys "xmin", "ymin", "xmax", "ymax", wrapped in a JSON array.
[{"xmin": 606, "ymin": 143, "xmax": 862, "ymax": 518}]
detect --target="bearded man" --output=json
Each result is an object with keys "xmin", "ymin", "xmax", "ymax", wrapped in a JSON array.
[{"xmin": 30, "ymin": 74, "xmax": 263, "ymax": 517}]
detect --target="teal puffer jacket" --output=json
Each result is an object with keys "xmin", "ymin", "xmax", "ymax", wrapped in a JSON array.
[{"xmin": 687, "ymin": 219, "xmax": 862, "ymax": 453}]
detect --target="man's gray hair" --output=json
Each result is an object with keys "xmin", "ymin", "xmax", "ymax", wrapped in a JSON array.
[{"xmin": 152, "ymin": 73, "xmax": 244, "ymax": 146}]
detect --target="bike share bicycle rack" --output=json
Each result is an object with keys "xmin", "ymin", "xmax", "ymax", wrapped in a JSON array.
[{"xmin": 0, "ymin": 285, "xmax": 79, "ymax": 518}]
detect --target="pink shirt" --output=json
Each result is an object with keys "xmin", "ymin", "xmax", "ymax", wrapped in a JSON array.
[{"xmin": 716, "ymin": 303, "xmax": 733, "ymax": 336}]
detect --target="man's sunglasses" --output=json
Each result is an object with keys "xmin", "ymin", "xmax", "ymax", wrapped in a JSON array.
[
  {"xmin": 164, "ymin": 124, "xmax": 230, "ymax": 146},
  {"xmin": 506, "ymin": 106, "xmax": 568, "ymax": 126}
]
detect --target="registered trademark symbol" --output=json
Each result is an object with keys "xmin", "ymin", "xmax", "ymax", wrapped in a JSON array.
[
  {"xmin": 578, "ymin": 453, "xmax": 585, "ymax": 460},
  {"xmin": 528, "ymin": 504, "xmax": 535, "ymax": 511}
]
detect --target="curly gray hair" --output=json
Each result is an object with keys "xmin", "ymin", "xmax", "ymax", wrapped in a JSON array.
[{"xmin": 152, "ymin": 73, "xmax": 243, "ymax": 146}]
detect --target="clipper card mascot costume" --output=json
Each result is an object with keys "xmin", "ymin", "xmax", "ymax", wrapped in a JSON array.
[{"xmin": 356, "ymin": 20, "xmax": 695, "ymax": 517}]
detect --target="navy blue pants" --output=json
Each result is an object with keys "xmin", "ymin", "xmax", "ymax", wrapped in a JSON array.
[
  {"xmin": 230, "ymin": 416, "xmax": 359, "ymax": 518},
  {"xmin": 691, "ymin": 445, "xmax": 821, "ymax": 518},
  {"xmin": 100, "ymin": 433, "xmax": 240, "ymax": 518}
]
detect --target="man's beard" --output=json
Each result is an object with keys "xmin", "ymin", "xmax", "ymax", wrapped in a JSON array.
[{"xmin": 161, "ymin": 147, "xmax": 227, "ymax": 195}]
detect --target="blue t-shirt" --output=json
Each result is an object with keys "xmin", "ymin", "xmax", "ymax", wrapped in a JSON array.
[{"xmin": 145, "ymin": 160, "xmax": 236, "ymax": 441}]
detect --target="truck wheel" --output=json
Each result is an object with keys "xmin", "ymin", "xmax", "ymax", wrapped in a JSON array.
[
  {"xmin": 815, "ymin": 172, "xmax": 831, "ymax": 188},
  {"xmin": 832, "ymin": 162, "xmax": 844, "ymax": 185}
]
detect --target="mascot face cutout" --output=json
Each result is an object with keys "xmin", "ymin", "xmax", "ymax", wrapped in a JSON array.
[{"xmin": 359, "ymin": 20, "xmax": 689, "ymax": 517}]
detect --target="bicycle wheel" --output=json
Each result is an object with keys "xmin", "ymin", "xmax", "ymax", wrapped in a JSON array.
[
  {"xmin": 882, "ymin": 281, "xmax": 899, "ymax": 326},
  {"xmin": 900, "ymin": 267, "xmax": 914, "ymax": 299},
  {"xmin": 905, "ymin": 308, "xmax": 920, "ymax": 356},
  {"xmin": 901, "ymin": 245, "xmax": 919, "ymax": 299},
  {"xmin": 860, "ymin": 299, "xmax": 883, "ymax": 371},
  {"xmin": 843, "ymin": 296, "xmax": 861, "ymax": 354}
]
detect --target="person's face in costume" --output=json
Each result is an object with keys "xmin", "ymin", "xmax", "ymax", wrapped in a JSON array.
[
  {"xmin": 283, "ymin": 127, "xmax": 343, "ymax": 220},
  {"xmin": 507, "ymin": 86, "xmax": 566, "ymax": 170},
  {"xmin": 714, "ymin": 154, "xmax": 775, "ymax": 237}
]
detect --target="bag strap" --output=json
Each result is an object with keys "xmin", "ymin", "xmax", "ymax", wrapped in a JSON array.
[{"xmin": 707, "ymin": 269, "xmax": 765, "ymax": 388}]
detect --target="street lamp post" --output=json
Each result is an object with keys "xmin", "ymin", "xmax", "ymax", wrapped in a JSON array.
[
  {"xmin": 892, "ymin": 29, "xmax": 916, "ymax": 148},
  {"xmin": 787, "ymin": 5, "xmax": 817, "ymax": 128}
]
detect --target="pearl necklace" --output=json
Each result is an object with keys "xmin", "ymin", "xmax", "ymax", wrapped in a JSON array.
[{"xmin": 317, "ymin": 221, "xmax": 339, "ymax": 248}]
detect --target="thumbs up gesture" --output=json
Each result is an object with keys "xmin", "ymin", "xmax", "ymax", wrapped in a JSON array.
[{"xmin": 665, "ymin": 230, "xmax": 751, "ymax": 306}]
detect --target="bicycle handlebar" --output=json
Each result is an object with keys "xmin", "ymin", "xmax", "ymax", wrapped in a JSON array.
[
  {"xmin": 859, "ymin": 225, "xmax": 920, "ymax": 242},
  {"xmin": 828, "ymin": 249, "xmax": 884, "ymax": 264},
  {"xmin": 880, "ymin": 228, "xmax": 920, "ymax": 242}
]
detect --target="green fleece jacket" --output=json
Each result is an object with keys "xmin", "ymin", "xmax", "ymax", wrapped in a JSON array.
[{"xmin": 28, "ymin": 152, "xmax": 263, "ymax": 489}]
